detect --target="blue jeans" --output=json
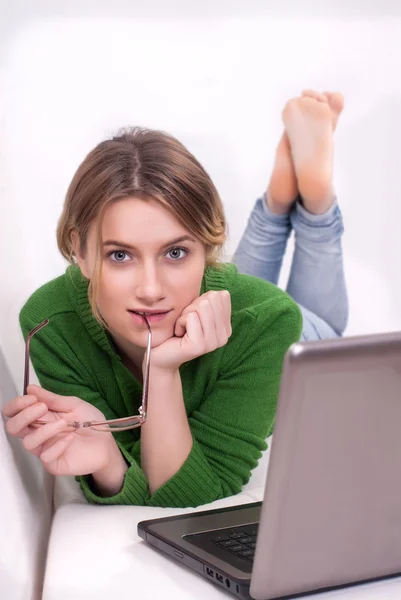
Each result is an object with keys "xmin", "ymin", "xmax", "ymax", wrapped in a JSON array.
[{"xmin": 232, "ymin": 196, "xmax": 348, "ymax": 341}]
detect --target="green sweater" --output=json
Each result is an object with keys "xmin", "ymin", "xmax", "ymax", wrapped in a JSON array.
[{"xmin": 19, "ymin": 263, "xmax": 302, "ymax": 508}]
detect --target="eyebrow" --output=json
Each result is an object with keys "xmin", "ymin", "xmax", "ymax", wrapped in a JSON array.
[{"xmin": 103, "ymin": 235, "xmax": 198, "ymax": 251}]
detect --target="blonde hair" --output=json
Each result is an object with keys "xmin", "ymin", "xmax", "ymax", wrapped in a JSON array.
[{"xmin": 56, "ymin": 127, "xmax": 227, "ymax": 328}]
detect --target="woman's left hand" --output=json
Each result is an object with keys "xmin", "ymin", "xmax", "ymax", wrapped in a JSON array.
[{"xmin": 148, "ymin": 290, "xmax": 232, "ymax": 372}]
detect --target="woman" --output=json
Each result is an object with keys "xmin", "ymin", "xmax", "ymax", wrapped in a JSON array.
[{"xmin": 3, "ymin": 89, "xmax": 348, "ymax": 508}]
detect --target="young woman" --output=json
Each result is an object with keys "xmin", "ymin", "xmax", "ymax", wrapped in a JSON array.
[{"xmin": 3, "ymin": 89, "xmax": 348, "ymax": 508}]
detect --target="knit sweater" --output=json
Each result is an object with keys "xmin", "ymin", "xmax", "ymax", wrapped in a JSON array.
[{"xmin": 19, "ymin": 262, "xmax": 303, "ymax": 508}]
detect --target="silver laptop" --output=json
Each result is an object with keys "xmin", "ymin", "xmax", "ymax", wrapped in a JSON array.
[{"xmin": 138, "ymin": 331, "xmax": 401, "ymax": 599}]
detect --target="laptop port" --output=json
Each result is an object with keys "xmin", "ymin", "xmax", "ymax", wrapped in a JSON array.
[
  {"xmin": 206, "ymin": 567, "xmax": 214, "ymax": 578},
  {"xmin": 225, "ymin": 578, "xmax": 231, "ymax": 588},
  {"xmin": 215, "ymin": 573, "xmax": 224, "ymax": 584}
]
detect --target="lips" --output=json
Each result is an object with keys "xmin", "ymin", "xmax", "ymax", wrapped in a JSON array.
[
  {"xmin": 128, "ymin": 309, "xmax": 172, "ymax": 325},
  {"xmin": 129, "ymin": 310, "xmax": 170, "ymax": 316}
]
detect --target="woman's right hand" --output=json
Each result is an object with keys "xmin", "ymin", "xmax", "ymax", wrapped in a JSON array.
[{"xmin": 3, "ymin": 384, "xmax": 119, "ymax": 478}]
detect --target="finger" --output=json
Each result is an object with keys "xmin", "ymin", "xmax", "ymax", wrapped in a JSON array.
[
  {"xmin": 202, "ymin": 292, "xmax": 225, "ymax": 345},
  {"xmin": 201, "ymin": 291, "xmax": 231, "ymax": 346},
  {"xmin": 175, "ymin": 304, "xmax": 202, "ymax": 337},
  {"xmin": 174, "ymin": 313, "xmax": 188, "ymax": 338},
  {"xmin": 221, "ymin": 290, "xmax": 232, "ymax": 337},
  {"xmin": 23, "ymin": 418, "xmax": 68, "ymax": 452},
  {"xmin": 5, "ymin": 402, "xmax": 48, "ymax": 437},
  {"xmin": 27, "ymin": 385, "xmax": 78, "ymax": 413},
  {"xmin": 184, "ymin": 311, "xmax": 204, "ymax": 346},
  {"xmin": 3, "ymin": 394, "xmax": 38, "ymax": 418},
  {"xmin": 201, "ymin": 291, "xmax": 231, "ymax": 336},
  {"xmin": 179, "ymin": 290, "xmax": 217, "ymax": 318},
  {"xmin": 178, "ymin": 292, "xmax": 231, "ymax": 342},
  {"xmin": 175, "ymin": 298, "xmax": 201, "ymax": 337},
  {"xmin": 196, "ymin": 299, "xmax": 217, "ymax": 351},
  {"xmin": 176, "ymin": 291, "xmax": 215, "ymax": 336},
  {"xmin": 40, "ymin": 432, "xmax": 75, "ymax": 466},
  {"xmin": 175, "ymin": 308, "xmax": 201, "ymax": 340}
]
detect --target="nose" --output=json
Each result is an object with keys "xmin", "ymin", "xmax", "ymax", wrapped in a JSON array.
[{"xmin": 135, "ymin": 260, "xmax": 165, "ymax": 304}]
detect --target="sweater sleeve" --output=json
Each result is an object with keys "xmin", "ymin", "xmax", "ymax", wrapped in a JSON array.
[{"xmin": 81, "ymin": 296, "xmax": 302, "ymax": 508}]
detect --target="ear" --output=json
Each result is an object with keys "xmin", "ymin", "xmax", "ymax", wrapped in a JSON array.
[{"xmin": 71, "ymin": 230, "xmax": 90, "ymax": 279}]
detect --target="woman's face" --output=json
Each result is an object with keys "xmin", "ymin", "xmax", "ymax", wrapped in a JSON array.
[{"xmin": 76, "ymin": 197, "xmax": 206, "ymax": 362}]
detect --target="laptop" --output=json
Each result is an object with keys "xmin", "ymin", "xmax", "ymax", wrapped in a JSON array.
[{"xmin": 138, "ymin": 331, "xmax": 401, "ymax": 599}]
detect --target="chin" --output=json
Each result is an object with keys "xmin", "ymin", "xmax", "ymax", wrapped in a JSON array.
[{"xmin": 126, "ymin": 326, "xmax": 171, "ymax": 348}]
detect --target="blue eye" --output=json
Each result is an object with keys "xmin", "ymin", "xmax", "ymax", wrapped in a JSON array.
[
  {"xmin": 109, "ymin": 250, "xmax": 130, "ymax": 262},
  {"xmin": 167, "ymin": 247, "xmax": 188, "ymax": 260}
]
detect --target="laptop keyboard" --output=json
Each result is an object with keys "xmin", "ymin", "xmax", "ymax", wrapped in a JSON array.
[{"xmin": 208, "ymin": 524, "xmax": 259, "ymax": 563}]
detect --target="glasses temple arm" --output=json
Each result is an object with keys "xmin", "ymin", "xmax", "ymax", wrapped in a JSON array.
[{"xmin": 23, "ymin": 319, "xmax": 49, "ymax": 395}]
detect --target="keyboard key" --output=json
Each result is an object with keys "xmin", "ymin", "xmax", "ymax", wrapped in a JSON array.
[
  {"xmin": 238, "ymin": 549, "xmax": 254, "ymax": 557},
  {"xmin": 239, "ymin": 536, "xmax": 255, "ymax": 544},
  {"xmin": 230, "ymin": 544, "xmax": 245, "ymax": 552},
  {"xmin": 219, "ymin": 539, "xmax": 238, "ymax": 547},
  {"xmin": 248, "ymin": 542, "xmax": 257, "ymax": 549},
  {"xmin": 244, "ymin": 527, "xmax": 258, "ymax": 537},
  {"xmin": 228, "ymin": 532, "xmax": 246, "ymax": 539},
  {"xmin": 210, "ymin": 534, "xmax": 230, "ymax": 542}
]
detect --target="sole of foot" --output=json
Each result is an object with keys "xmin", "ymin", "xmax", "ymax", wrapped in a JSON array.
[
  {"xmin": 267, "ymin": 90, "xmax": 343, "ymax": 215},
  {"xmin": 282, "ymin": 92, "xmax": 343, "ymax": 214},
  {"xmin": 266, "ymin": 130, "xmax": 298, "ymax": 215}
]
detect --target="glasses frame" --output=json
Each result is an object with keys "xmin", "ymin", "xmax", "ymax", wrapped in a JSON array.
[{"xmin": 24, "ymin": 316, "xmax": 152, "ymax": 432}]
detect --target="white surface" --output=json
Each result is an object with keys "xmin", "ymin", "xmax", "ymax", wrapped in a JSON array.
[
  {"xmin": 0, "ymin": 349, "xmax": 53, "ymax": 600},
  {"xmin": 2, "ymin": 2, "xmax": 401, "ymax": 599}
]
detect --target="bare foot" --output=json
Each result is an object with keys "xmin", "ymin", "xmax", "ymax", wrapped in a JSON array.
[
  {"xmin": 267, "ymin": 90, "xmax": 343, "ymax": 215},
  {"xmin": 282, "ymin": 93, "xmax": 343, "ymax": 214}
]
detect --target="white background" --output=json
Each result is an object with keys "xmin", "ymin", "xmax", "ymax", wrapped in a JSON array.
[{"xmin": 1, "ymin": 1, "xmax": 401, "ymax": 390}]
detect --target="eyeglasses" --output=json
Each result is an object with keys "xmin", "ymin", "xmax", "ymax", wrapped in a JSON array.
[{"xmin": 24, "ymin": 316, "xmax": 152, "ymax": 432}]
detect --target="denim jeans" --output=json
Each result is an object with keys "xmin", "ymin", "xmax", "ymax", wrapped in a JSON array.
[{"xmin": 232, "ymin": 196, "xmax": 348, "ymax": 341}]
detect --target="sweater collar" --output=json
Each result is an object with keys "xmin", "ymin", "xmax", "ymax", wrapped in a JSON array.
[{"xmin": 66, "ymin": 265, "xmax": 120, "ymax": 360}]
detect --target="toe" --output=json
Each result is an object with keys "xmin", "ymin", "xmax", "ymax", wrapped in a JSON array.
[
  {"xmin": 302, "ymin": 89, "xmax": 328, "ymax": 103},
  {"xmin": 324, "ymin": 91, "xmax": 344, "ymax": 115},
  {"xmin": 323, "ymin": 92, "xmax": 344, "ymax": 129}
]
